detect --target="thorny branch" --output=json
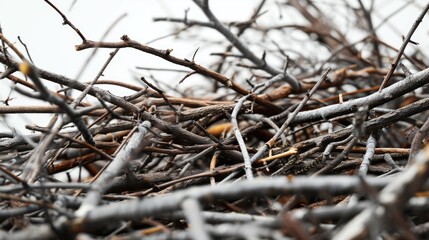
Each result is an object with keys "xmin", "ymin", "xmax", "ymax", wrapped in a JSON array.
[{"xmin": 1, "ymin": 1, "xmax": 429, "ymax": 239}]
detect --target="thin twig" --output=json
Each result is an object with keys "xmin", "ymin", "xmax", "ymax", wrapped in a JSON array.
[
  {"xmin": 250, "ymin": 68, "xmax": 330, "ymax": 163},
  {"xmin": 378, "ymin": 2, "xmax": 429, "ymax": 91}
]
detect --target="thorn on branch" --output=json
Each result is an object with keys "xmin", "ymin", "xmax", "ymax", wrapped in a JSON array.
[
  {"xmin": 178, "ymin": 71, "xmax": 197, "ymax": 84},
  {"xmin": 399, "ymin": 63, "xmax": 412, "ymax": 77},
  {"xmin": 192, "ymin": 47, "xmax": 200, "ymax": 62},
  {"xmin": 246, "ymin": 77, "xmax": 255, "ymax": 89},
  {"xmin": 165, "ymin": 48, "xmax": 173, "ymax": 56},
  {"xmin": 283, "ymin": 56, "xmax": 290, "ymax": 74},
  {"xmin": 44, "ymin": 0, "xmax": 87, "ymax": 42},
  {"xmin": 121, "ymin": 35, "xmax": 130, "ymax": 41},
  {"xmin": 353, "ymin": 105, "xmax": 369, "ymax": 139},
  {"xmin": 402, "ymin": 35, "xmax": 419, "ymax": 45},
  {"xmin": 261, "ymin": 51, "xmax": 266, "ymax": 65},
  {"xmin": 140, "ymin": 76, "xmax": 178, "ymax": 113},
  {"xmin": 184, "ymin": 8, "xmax": 190, "ymax": 24},
  {"xmin": 17, "ymin": 36, "xmax": 35, "ymax": 64}
]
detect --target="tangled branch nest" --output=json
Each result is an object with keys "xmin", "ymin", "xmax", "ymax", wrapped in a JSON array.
[{"xmin": 1, "ymin": 0, "xmax": 429, "ymax": 239}]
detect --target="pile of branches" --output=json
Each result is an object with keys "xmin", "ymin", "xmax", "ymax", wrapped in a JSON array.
[{"xmin": 1, "ymin": 0, "xmax": 429, "ymax": 239}]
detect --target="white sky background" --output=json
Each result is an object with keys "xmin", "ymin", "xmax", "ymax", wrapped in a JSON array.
[{"xmin": 0, "ymin": 0, "xmax": 428, "ymax": 134}]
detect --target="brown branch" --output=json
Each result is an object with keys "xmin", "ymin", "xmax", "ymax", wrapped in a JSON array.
[
  {"xmin": 43, "ymin": 0, "xmax": 87, "ymax": 42},
  {"xmin": 378, "ymin": 2, "xmax": 429, "ymax": 91},
  {"xmin": 75, "ymin": 36, "xmax": 283, "ymax": 114}
]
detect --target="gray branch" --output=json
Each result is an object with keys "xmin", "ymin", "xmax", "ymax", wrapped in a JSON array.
[
  {"xmin": 76, "ymin": 121, "xmax": 151, "ymax": 217},
  {"xmin": 192, "ymin": 0, "xmax": 300, "ymax": 90},
  {"xmin": 292, "ymin": 68, "xmax": 429, "ymax": 124}
]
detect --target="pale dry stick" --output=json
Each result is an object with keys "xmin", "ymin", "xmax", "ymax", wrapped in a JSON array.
[
  {"xmin": 218, "ymin": 171, "xmax": 240, "ymax": 185},
  {"xmin": 192, "ymin": 0, "xmax": 300, "ymax": 90},
  {"xmin": 182, "ymin": 198, "xmax": 212, "ymax": 240},
  {"xmin": 244, "ymin": 114, "xmax": 288, "ymax": 145},
  {"xmin": 39, "ymin": 93, "xmax": 427, "ymax": 186},
  {"xmin": 250, "ymin": 68, "xmax": 330, "ymax": 164},
  {"xmin": 314, "ymin": 137, "xmax": 358, "ymax": 176},
  {"xmin": 2, "ymin": 176, "xmax": 402, "ymax": 239},
  {"xmin": 407, "ymin": 115, "xmax": 429, "ymax": 166},
  {"xmin": 231, "ymin": 74, "xmax": 284, "ymax": 179},
  {"xmin": 0, "ymin": 204, "xmax": 41, "ymax": 220},
  {"xmin": 133, "ymin": 223, "xmax": 276, "ymax": 240},
  {"xmin": 73, "ymin": 124, "xmax": 141, "ymax": 197},
  {"xmin": 12, "ymin": 79, "xmax": 101, "ymax": 178},
  {"xmin": 219, "ymin": 71, "xmax": 429, "ymax": 181},
  {"xmin": 254, "ymin": 147, "xmax": 298, "ymax": 165},
  {"xmin": 292, "ymin": 96, "xmax": 429, "ymax": 159},
  {"xmin": 321, "ymin": 135, "xmax": 355, "ymax": 165},
  {"xmin": 220, "ymin": 101, "xmax": 293, "ymax": 148},
  {"xmin": 378, "ymin": 2, "xmax": 429, "ymax": 91},
  {"xmin": 0, "ymin": 182, "xmax": 89, "ymax": 194},
  {"xmin": 374, "ymin": 36, "xmax": 425, "ymax": 70},
  {"xmin": 174, "ymin": 210, "xmax": 276, "ymax": 226},
  {"xmin": 384, "ymin": 154, "xmax": 401, "ymax": 170},
  {"xmin": 261, "ymin": 117, "xmax": 287, "ymax": 145},
  {"xmin": 358, "ymin": 133, "xmax": 378, "ymax": 176},
  {"xmin": 209, "ymin": 151, "xmax": 220, "ymax": 186},
  {"xmin": 333, "ymin": 145, "xmax": 429, "ymax": 239},
  {"xmin": 292, "ymin": 201, "xmax": 371, "ymax": 224},
  {"xmin": 292, "ymin": 67, "xmax": 429, "ymax": 124},
  {"xmin": 335, "ymin": 146, "xmax": 410, "ymax": 155},
  {"xmin": 20, "ymin": 117, "xmax": 61, "ymax": 182},
  {"xmin": 231, "ymin": 93, "xmax": 256, "ymax": 180},
  {"xmin": 347, "ymin": 133, "xmax": 379, "ymax": 206},
  {"xmin": 71, "ymin": 48, "xmax": 120, "ymax": 108},
  {"xmin": 136, "ymin": 66, "xmax": 189, "ymax": 73},
  {"xmin": 75, "ymin": 176, "xmax": 393, "ymax": 228},
  {"xmin": 75, "ymin": 121, "xmax": 151, "ymax": 217}
]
